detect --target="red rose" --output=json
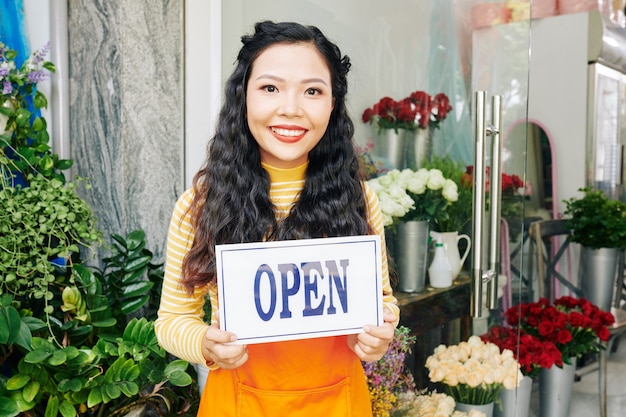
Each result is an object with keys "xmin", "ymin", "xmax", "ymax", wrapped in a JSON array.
[
  {"xmin": 595, "ymin": 326, "xmax": 610, "ymax": 341},
  {"xmin": 538, "ymin": 321, "xmax": 555, "ymax": 337},
  {"xmin": 556, "ymin": 329, "xmax": 572, "ymax": 345},
  {"xmin": 511, "ymin": 174, "xmax": 524, "ymax": 189},
  {"xmin": 568, "ymin": 311, "xmax": 585, "ymax": 327}
]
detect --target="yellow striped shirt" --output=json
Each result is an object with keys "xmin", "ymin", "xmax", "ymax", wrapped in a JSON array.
[{"xmin": 155, "ymin": 162, "xmax": 398, "ymax": 365}]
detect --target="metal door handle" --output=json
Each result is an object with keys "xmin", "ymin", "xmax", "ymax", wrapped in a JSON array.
[{"xmin": 471, "ymin": 91, "xmax": 503, "ymax": 317}]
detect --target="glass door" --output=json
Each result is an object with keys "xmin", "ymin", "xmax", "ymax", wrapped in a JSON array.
[{"xmin": 186, "ymin": 1, "xmax": 626, "ymax": 416}]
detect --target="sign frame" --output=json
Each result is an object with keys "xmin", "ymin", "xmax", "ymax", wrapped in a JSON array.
[{"xmin": 215, "ymin": 235, "xmax": 383, "ymax": 344}]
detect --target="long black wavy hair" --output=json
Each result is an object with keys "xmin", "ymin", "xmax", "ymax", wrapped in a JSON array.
[{"xmin": 182, "ymin": 21, "xmax": 371, "ymax": 291}]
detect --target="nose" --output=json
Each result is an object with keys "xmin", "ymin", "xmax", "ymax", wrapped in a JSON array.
[{"xmin": 278, "ymin": 92, "xmax": 303, "ymax": 117}]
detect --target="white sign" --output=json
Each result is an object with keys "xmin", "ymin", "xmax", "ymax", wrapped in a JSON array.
[{"xmin": 215, "ymin": 235, "xmax": 383, "ymax": 344}]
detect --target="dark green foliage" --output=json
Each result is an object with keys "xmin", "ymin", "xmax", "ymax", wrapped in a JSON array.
[{"xmin": 564, "ymin": 187, "xmax": 626, "ymax": 249}]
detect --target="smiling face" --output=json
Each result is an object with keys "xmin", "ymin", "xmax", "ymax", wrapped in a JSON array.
[{"xmin": 246, "ymin": 42, "xmax": 334, "ymax": 169}]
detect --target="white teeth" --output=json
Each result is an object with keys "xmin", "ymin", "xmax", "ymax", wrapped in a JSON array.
[{"xmin": 271, "ymin": 127, "xmax": 305, "ymax": 137}]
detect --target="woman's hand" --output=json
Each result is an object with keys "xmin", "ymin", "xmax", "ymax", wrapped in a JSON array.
[
  {"xmin": 347, "ymin": 307, "xmax": 397, "ymax": 362},
  {"xmin": 201, "ymin": 319, "xmax": 248, "ymax": 369}
]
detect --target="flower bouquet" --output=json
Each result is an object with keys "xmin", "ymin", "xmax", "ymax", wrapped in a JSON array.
[
  {"xmin": 362, "ymin": 326, "xmax": 416, "ymax": 417},
  {"xmin": 356, "ymin": 141, "xmax": 388, "ymax": 180},
  {"xmin": 367, "ymin": 168, "xmax": 459, "ymax": 228},
  {"xmin": 481, "ymin": 325, "xmax": 562, "ymax": 378},
  {"xmin": 362, "ymin": 91, "xmax": 453, "ymax": 133},
  {"xmin": 425, "ymin": 335, "xmax": 523, "ymax": 406},
  {"xmin": 504, "ymin": 296, "xmax": 615, "ymax": 364},
  {"xmin": 395, "ymin": 390, "xmax": 487, "ymax": 417}
]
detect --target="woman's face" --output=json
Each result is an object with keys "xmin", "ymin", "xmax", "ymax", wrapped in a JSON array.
[{"xmin": 246, "ymin": 42, "xmax": 334, "ymax": 169}]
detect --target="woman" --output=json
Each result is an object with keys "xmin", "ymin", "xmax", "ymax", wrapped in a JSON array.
[{"xmin": 155, "ymin": 20, "xmax": 399, "ymax": 416}]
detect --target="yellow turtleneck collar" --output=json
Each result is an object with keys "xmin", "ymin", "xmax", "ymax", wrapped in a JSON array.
[{"xmin": 261, "ymin": 161, "xmax": 308, "ymax": 182}]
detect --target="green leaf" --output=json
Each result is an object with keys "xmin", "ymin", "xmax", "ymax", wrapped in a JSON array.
[
  {"xmin": 168, "ymin": 371, "xmax": 192, "ymax": 387},
  {"xmin": 24, "ymin": 349, "xmax": 52, "ymax": 364},
  {"xmin": 103, "ymin": 383, "xmax": 121, "ymax": 401},
  {"xmin": 118, "ymin": 381, "xmax": 139, "ymax": 397},
  {"xmin": 121, "ymin": 268, "xmax": 146, "ymax": 284},
  {"xmin": 6, "ymin": 374, "xmax": 30, "ymax": 391},
  {"xmin": 120, "ymin": 295, "xmax": 150, "ymax": 315},
  {"xmin": 118, "ymin": 359, "xmax": 140, "ymax": 381},
  {"xmin": 14, "ymin": 319, "xmax": 34, "ymax": 351},
  {"xmin": 87, "ymin": 386, "xmax": 102, "ymax": 408},
  {"xmin": 0, "ymin": 396, "xmax": 19, "ymax": 417},
  {"xmin": 91, "ymin": 318, "xmax": 117, "ymax": 328},
  {"xmin": 164, "ymin": 359, "xmax": 189, "ymax": 376},
  {"xmin": 21, "ymin": 316, "xmax": 46, "ymax": 332},
  {"xmin": 123, "ymin": 255, "xmax": 151, "ymax": 272},
  {"xmin": 10, "ymin": 390, "xmax": 35, "ymax": 413},
  {"xmin": 48, "ymin": 349, "xmax": 68, "ymax": 366},
  {"xmin": 22, "ymin": 381, "xmax": 40, "ymax": 403},
  {"xmin": 59, "ymin": 401, "xmax": 76, "ymax": 417},
  {"xmin": 14, "ymin": 108, "xmax": 31, "ymax": 128},
  {"xmin": 0, "ymin": 310, "xmax": 10, "ymax": 344},
  {"xmin": 44, "ymin": 395, "xmax": 59, "ymax": 417},
  {"xmin": 125, "ymin": 230, "xmax": 146, "ymax": 251},
  {"xmin": 122, "ymin": 281, "xmax": 153, "ymax": 298}
]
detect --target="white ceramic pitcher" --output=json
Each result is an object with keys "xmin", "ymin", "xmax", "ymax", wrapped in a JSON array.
[{"xmin": 429, "ymin": 231, "xmax": 471, "ymax": 279}]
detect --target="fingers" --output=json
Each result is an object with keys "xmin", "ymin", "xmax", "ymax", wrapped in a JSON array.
[
  {"xmin": 202, "ymin": 324, "xmax": 249, "ymax": 369},
  {"xmin": 348, "ymin": 321, "xmax": 396, "ymax": 362}
]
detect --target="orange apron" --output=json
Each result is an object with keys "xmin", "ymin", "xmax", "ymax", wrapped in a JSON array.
[{"xmin": 196, "ymin": 336, "xmax": 373, "ymax": 417}]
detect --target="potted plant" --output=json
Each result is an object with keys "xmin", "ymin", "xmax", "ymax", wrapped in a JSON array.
[
  {"xmin": 1, "ymin": 41, "xmax": 72, "ymax": 185},
  {"xmin": 482, "ymin": 325, "xmax": 562, "ymax": 417},
  {"xmin": 563, "ymin": 187, "xmax": 626, "ymax": 250},
  {"xmin": 563, "ymin": 187, "xmax": 626, "ymax": 311},
  {"xmin": 361, "ymin": 90, "xmax": 453, "ymax": 170},
  {"xmin": 503, "ymin": 296, "xmax": 615, "ymax": 417},
  {"xmin": 367, "ymin": 167, "xmax": 459, "ymax": 292},
  {"xmin": 0, "ymin": 231, "xmax": 199, "ymax": 417},
  {"xmin": 424, "ymin": 335, "xmax": 523, "ymax": 415},
  {"xmin": 0, "ymin": 40, "xmax": 198, "ymax": 417}
]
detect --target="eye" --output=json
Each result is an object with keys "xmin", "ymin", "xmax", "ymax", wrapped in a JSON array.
[
  {"xmin": 262, "ymin": 85, "xmax": 278, "ymax": 93},
  {"xmin": 305, "ymin": 87, "xmax": 322, "ymax": 96}
]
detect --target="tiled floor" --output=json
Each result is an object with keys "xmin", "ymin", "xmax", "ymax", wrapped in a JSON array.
[{"xmin": 527, "ymin": 334, "xmax": 626, "ymax": 417}]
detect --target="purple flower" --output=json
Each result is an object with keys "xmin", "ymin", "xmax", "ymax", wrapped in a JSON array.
[
  {"xmin": 2, "ymin": 80, "xmax": 12, "ymax": 94},
  {"xmin": 27, "ymin": 70, "xmax": 49, "ymax": 84},
  {"xmin": 31, "ymin": 42, "xmax": 51, "ymax": 65},
  {"xmin": 0, "ymin": 67, "xmax": 8, "ymax": 77}
]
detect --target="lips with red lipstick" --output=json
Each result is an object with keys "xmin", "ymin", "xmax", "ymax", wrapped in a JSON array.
[{"xmin": 270, "ymin": 126, "xmax": 307, "ymax": 143}]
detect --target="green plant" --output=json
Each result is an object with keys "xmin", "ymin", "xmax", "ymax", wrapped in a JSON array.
[
  {"xmin": 1, "ymin": 41, "xmax": 72, "ymax": 183},
  {"xmin": 1, "ymin": 40, "xmax": 198, "ymax": 416},
  {"xmin": 95, "ymin": 230, "xmax": 164, "ymax": 336},
  {"xmin": 422, "ymin": 156, "xmax": 472, "ymax": 232},
  {"xmin": 5, "ymin": 317, "xmax": 192, "ymax": 417},
  {"xmin": 563, "ymin": 187, "xmax": 626, "ymax": 249},
  {"xmin": 0, "ymin": 171, "xmax": 102, "ymax": 309},
  {"xmin": 0, "ymin": 232, "xmax": 198, "ymax": 417}
]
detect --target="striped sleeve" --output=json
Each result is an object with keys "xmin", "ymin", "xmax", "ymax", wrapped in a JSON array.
[
  {"xmin": 364, "ymin": 182, "xmax": 400, "ymax": 325},
  {"xmin": 154, "ymin": 189, "xmax": 210, "ymax": 365}
]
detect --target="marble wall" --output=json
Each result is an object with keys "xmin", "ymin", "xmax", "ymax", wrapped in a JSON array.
[{"xmin": 68, "ymin": 0, "xmax": 184, "ymax": 262}]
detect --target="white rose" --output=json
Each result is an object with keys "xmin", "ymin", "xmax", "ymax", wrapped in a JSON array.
[
  {"xmin": 426, "ymin": 169, "xmax": 446, "ymax": 190},
  {"xmin": 406, "ymin": 175, "xmax": 427, "ymax": 195},
  {"xmin": 442, "ymin": 179, "xmax": 459, "ymax": 202}
]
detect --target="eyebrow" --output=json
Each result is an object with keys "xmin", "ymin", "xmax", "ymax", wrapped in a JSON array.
[{"xmin": 254, "ymin": 74, "xmax": 329, "ymax": 86}]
